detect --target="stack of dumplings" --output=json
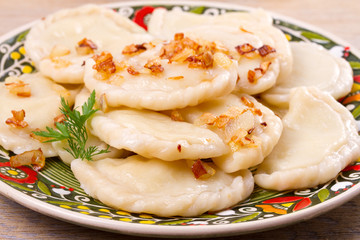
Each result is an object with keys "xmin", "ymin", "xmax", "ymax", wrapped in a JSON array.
[{"xmin": 0, "ymin": 4, "xmax": 359, "ymax": 217}]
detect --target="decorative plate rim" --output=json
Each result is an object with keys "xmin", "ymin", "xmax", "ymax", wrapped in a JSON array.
[
  {"xmin": 1, "ymin": 176, "xmax": 360, "ymax": 238},
  {"xmin": 0, "ymin": 0, "xmax": 359, "ymax": 238}
]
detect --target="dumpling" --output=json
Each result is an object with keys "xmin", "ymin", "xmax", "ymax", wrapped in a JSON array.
[
  {"xmin": 52, "ymin": 88, "xmax": 129, "ymax": 165},
  {"xmin": 0, "ymin": 73, "xmax": 73, "ymax": 157},
  {"xmin": 24, "ymin": 4, "xmax": 152, "ymax": 84},
  {"xmin": 254, "ymin": 87, "xmax": 360, "ymax": 190},
  {"xmin": 71, "ymin": 156, "xmax": 254, "ymax": 217},
  {"xmin": 261, "ymin": 42, "xmax": 353, "ymax": 108},
  {"xmin": 84, "ymin": 34, "xmax": 238, "ymax": 110},
  {"xmin": 148, "ymin": 8, "xmax": 273, "ymax": 38},
  {"xmin": 178, "ymin": 25, "xmax": 280, "ymax": 95},
  {"xmin": 173, "ymin": 94, "xmax": 283, "ymax": 172},
  {"xmin": 89, "ymin": 108, "xmax": 228, "ymax": 161},
  {"xmin": 148, "ymin": 8, "xmax": 292, "ymax": 83}
]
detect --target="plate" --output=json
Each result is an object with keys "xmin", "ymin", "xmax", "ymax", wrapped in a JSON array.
[{"xmin": 0, "ymin": 1, "xmax": 360, "ymax": 238}]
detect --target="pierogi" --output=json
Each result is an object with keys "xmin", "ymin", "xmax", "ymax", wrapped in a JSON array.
[
  {"xmin": 172, "ymin": 94, "xmax": 283, "ymax": 172},
  {"xmin": 90, "ymin": 108, "xmax": 228, "ymax": 161},
  {"xmin": 24, "ymin": 4, "xmax": 152, "ymax": 84},
  {"xmin": 71, "ymin": 156, "xmax": 254, "ymax": 217},
  {"xmin": 148, "ymin": 8, "xmax": 292, "ymax": 82},
  {"xmin": 261, "ymin": 42, "xmax": 353, "ymax": 108},
  {"xmin": 0, "ymin": 73, "xmax": 73, "ymax": 157},
  {"xmin": 255, "ymin": 87, "xmax": 360, "ymax": 190},
  {"xmin": 148, "ymin": 8, "xmax": 273, "ymax": 38},
  {"xmin": 177, "ymin": 25, "xmax": 280, "ymax": 95},
  {"xmin": 84, "ymin": 35, "xmax": 238, "ymax": 110}
]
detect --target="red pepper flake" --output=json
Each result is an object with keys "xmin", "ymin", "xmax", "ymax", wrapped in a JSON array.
[
  {"xmin": 244, "ymin": 136, "xmax": 252, "ymax": 142},
  {"xmin": 247, "ymin": 127, "xmax": 255, "ymax": 135},
  {"xmin": 177, "ymin": 144, "xmax": 182, "ymax": 152},
  {"xmin": 260, "ymin": 122, "xmax": 267, "ymax": 127}
]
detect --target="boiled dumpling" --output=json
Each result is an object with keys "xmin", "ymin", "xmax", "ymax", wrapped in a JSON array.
[
  {"xmin": 24, "ymin": 4, "xmax": 152, "ymax": 84},
  {"xmin": 254, "ymin": 87, "xmax": 360, "ymax": 190},
  {"xmin": 178, "ymin": 25, "xmax": 280, "ymax": 95},
  {"xmin": 84, "ymin": 35, "xmax": 238, "ymax": 110},
  {"xmin": 71, "ymin": 155, "xmax": 254, "ymax": 217},
  {"xmin": 148, "ymin": 8, "xmax": 292, "ymax": 82},
  {"xmin": 148, "ymin": 8, "xmax": 273, "ymax": 38},
  {"xmin": 52, "ymin": 88, "xmax": 129, "ymax": 164},
  {"xmin": 0, "ymin": 73, "xmax": 73, "ymax": 157},
  {"xmin": 173, "ymin": 94, "xmax": 283, "ymax": 172},
  {"xmin": 89, "ymin": 108, "xmax": 228, "ymax": 161},
  {"xmin": 261, "ymin": 42, "xmax": 353, "ymax": 108}
]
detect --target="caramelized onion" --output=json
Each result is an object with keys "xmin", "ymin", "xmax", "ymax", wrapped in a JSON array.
[
  {"xmin": 122, "ymin": 43, "xmax": 147, "ymax": 55},
  {"xmin": 5, "ymin": 78, "xmax": 31, "ymax": 97},
  {"xmin": 191, "ymin": 159, "xmax": 216, "ymax": 180},
  {"xmin": 92, "ymin": 51, "xmax": 116, "ymax": 78},
  {"xmin": 10, "ymin": 148, "xmax": 45, "ymax": 171},
  {"xmin": 76, "ymin": 38, "xmax": 98, "ymax": 55},
  {"xmin": 144, "ymin": 59, "xmax": 164, "ymax": 74},
  {"xmin": 5, "ymin": 109, "xmax": 28, "ymax": 128}
]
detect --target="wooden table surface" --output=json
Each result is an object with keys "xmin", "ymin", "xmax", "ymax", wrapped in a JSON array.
[{"xmin": 0, "ymin": 0, "xmax": 359, "ymax": 239}]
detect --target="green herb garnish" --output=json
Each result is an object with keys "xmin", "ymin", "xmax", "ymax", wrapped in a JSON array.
[{"xmin": 34, "ymin": 90, "xmax": 109, "ymax": 161}]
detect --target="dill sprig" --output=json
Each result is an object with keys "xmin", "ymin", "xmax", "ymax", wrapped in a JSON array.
[{"xmin": 33, "ymin": 90, "xmax": 109, "ymax": 161}]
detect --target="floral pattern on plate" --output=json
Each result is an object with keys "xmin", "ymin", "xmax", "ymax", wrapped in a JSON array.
[{"xmin": 0, "ymin": 3, "xmax": 359, "ymax": 229}]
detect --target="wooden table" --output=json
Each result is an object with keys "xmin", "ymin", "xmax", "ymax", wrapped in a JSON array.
[{"xmin": 0, "ymin": 0, "xmax": 359, "ymax": 239}]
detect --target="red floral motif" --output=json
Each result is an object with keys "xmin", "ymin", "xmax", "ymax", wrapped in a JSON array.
[
  {"xmin": 262, "ymin": 196, "xmax": 304, "ymax": 204},
  {"xmin": 342, "ymin": 165, "xmax": 360, "ymax": 172},
  {"xmin": 354, "ymin": 75, "xmax": 360, "ymax": 84},
  {"xmin": 0, "ymin": 162, "xmax": 37, "ymax": 184},
  {"xmin": 293, "ymin": 197, "xmax": 311, "ymax": 211},
  {"xmin": 343, "ymin": 46, "xmax": 350, "ymax": 58},
  {"xmin": 133, "ymin": 6, "xmax": 156, "ymax": 30},
  {"xmin": 260, "ymin": 196, "xmax": 313, "ymax": 213}
]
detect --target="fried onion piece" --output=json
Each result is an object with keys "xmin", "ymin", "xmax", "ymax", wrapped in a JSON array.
[
  {"xmin": 5, "ymin": 109, "xmax": 28, "ymax": 128},
  {"xmin": 5, "ymin": 78, "xmax": 31, "ymax": 97},
  {"xmin": 10, "ymin": 148, "xmax": 45, "ymax": 171},
  {"xmin": 76, "ymin": 38, "xmax": 98, "ymax": 55},
  {"xmin": 92, "ymin": 51, "xmax": 116, "ymax": 79},
  {"xmin": 122, "ymin": 43, "xmax": 147, "ymax": 55},
  {"xmin": 144, "ymin": 58, "xmax": 164, "ymax": 74},
  {"xmin": 190, "ymin": 159, "xmax": 216, "ymax": 180}
]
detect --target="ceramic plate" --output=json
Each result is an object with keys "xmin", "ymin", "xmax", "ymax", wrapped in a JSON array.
[{"xmin": 0, "ymin": 1, "xmax": 360, "ymax": 238}]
